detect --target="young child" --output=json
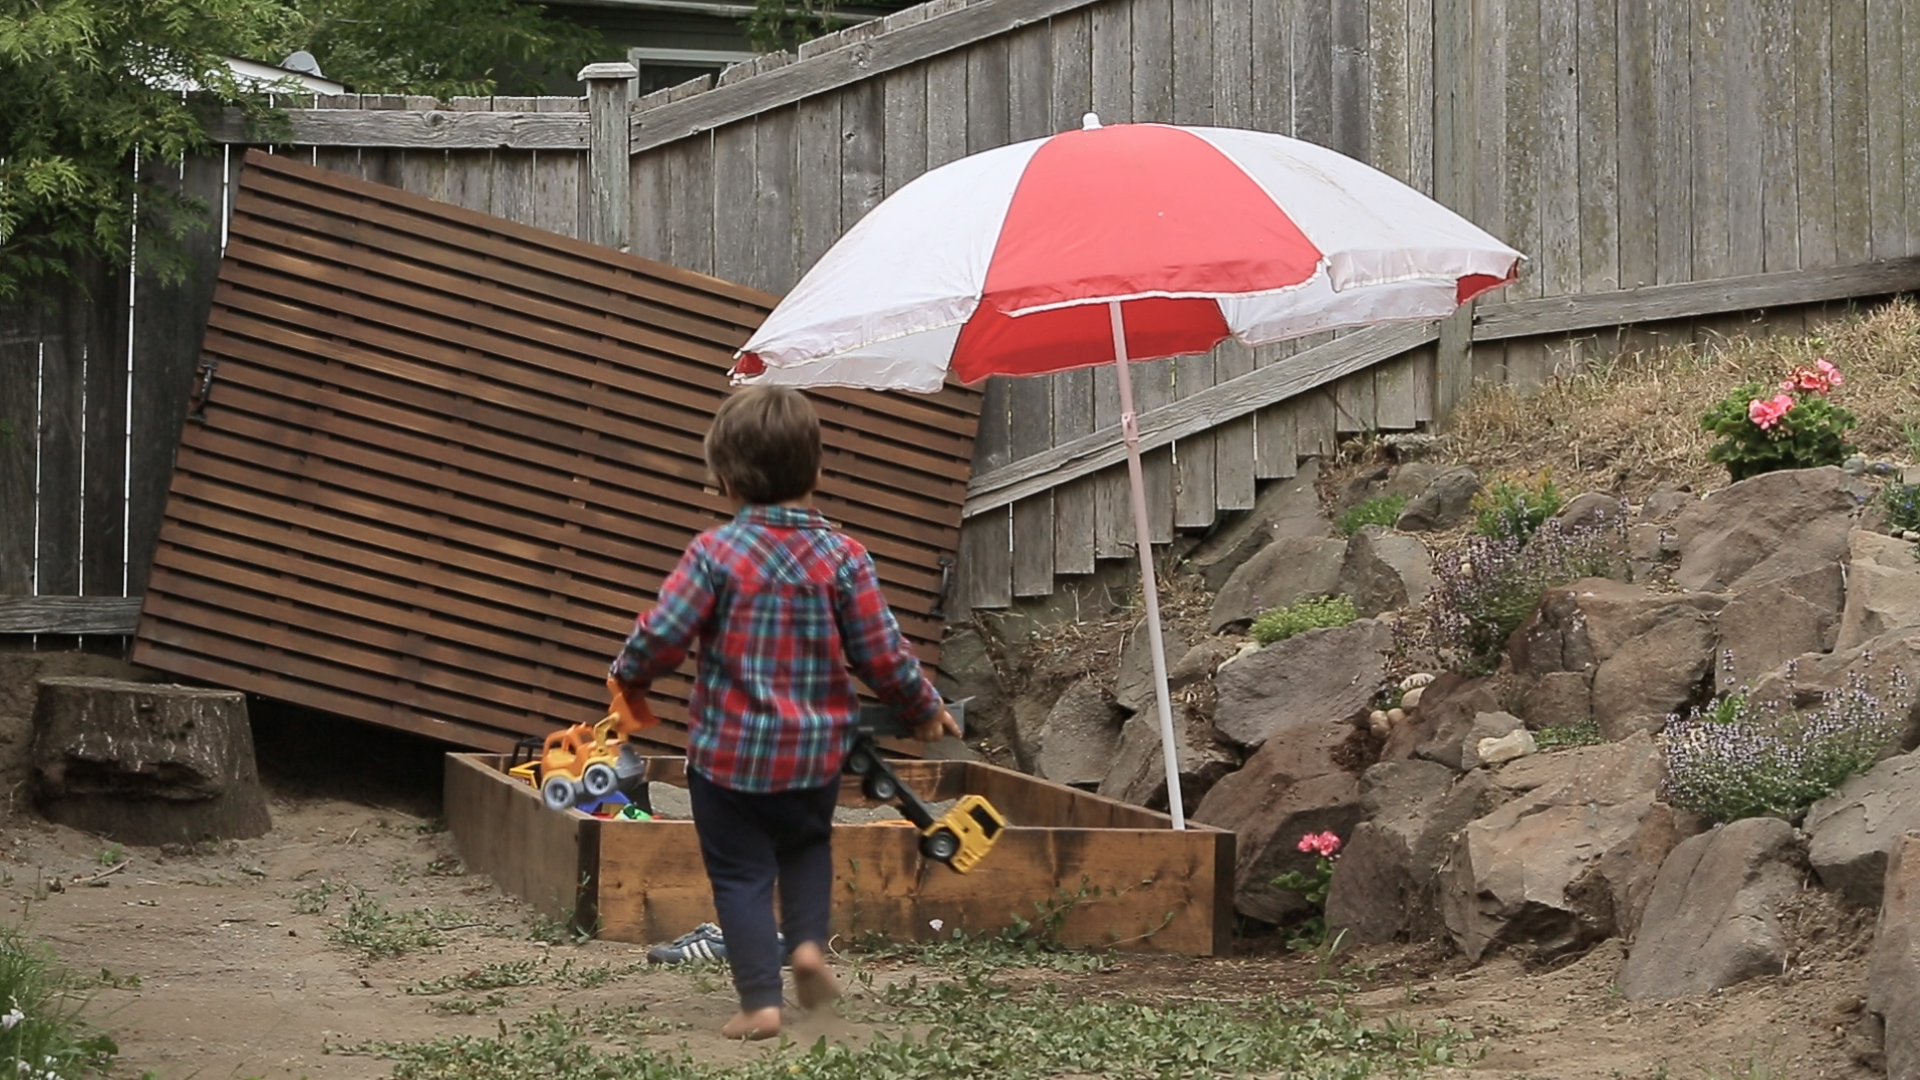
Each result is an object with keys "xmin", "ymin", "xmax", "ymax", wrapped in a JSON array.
[{"xmin": 609, "ymin": 384, "xmax": 958, "ymax": 1041}]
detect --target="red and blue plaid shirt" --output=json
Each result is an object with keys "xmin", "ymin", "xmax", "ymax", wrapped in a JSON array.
[{"xmin": 609, "ymin": 505, "xmax": 941, "ymax": 793}]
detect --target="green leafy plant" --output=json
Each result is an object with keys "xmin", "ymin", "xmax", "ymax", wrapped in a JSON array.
[
  {"xmin": 0, "ymin": 924, "xmax": 122, "ymax": 1080},
  {"xmin": 1664, "ymin": 671, "xmax": 1910, "ymax": 823},
  {"xmin": 1271, "ymin": 831, "xmax": 1342, "ymax": 950},
  {"xmin": 1471, "ymin": 471, "xmax": 1563, "ymax": 543},
  {"xmin": 1702, "ymin": 361, "xmax": 1858, "ymax": 482},
  {"xmin": 1532, "ymin": 719, "xmax": 1604, "ymax": 751},
  {"xmin": 330, "ymin": 892, "xmax": 455, "ymax": 960},
  {"xmin": 1250, "ymin": 595, "xmax": 1358, "ymax": 646},
  {"xmin": 1338, "ymin": 493, "xmax": 1409, "ymax": 535},
  {"xmin": 1882, "ymin": 482, "xmax": 1920, "ymax": 534}
]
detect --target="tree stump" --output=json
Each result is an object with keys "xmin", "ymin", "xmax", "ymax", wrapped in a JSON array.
[{"xmin": 32, "ymin": 678, "xmax": 271, "ymax": 844}]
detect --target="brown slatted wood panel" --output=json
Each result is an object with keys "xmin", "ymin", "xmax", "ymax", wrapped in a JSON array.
[{"xmin": 130, "ymin": 149, "xmax": 981, "ymax": 753}]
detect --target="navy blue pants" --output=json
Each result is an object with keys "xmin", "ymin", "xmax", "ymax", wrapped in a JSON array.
[{"xmin": 686, "ymin": 768, "xmax": 839, "ymax": 1011}]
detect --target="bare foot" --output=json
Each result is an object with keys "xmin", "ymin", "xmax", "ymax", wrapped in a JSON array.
[
  {"xmin": 721, "ymin": 1006, "xmax": 782, "ymax": 1040},
  {"xmin": 790, "ymin": 942, "xmax": 841, "ymax": 1010}
]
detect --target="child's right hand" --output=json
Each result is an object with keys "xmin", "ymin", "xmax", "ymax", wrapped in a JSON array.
[{"xmin": 912, "ymin": 707, "xmax": 962, "ymax": 743}]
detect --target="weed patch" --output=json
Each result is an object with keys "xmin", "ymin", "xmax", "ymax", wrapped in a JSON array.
[
  {"xmin": 331, "ymin": 892, "xmax": 461, "ymax": 961},
  {"xmin": 1533, "ymin": 720, "xmax": 1605, "ymax": 752},
  {"xmin": 0, "ymin": 925, "xmax": 121, "ymax": 1080},
  {"xmin": 1340, "ymin": 493, "xmax": 1409, "ymax": 534},
  {"xmin": 1250, "ymin": 595, "xmax": 1359, "ymax": 646}
]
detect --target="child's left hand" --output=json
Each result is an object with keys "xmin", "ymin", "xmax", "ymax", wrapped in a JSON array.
[{"xmin": 912, "ymin": 707, "xmax": 961, "ymax": 743}]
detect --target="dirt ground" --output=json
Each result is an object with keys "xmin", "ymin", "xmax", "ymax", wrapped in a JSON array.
[{"xmin": 0, "ymin": 700, "xmax": 1869, "ymax": 1080}]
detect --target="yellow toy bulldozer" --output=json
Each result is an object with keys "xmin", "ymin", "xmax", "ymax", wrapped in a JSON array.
[
  {"xmin": 842, "ymin": 698, "xmax": 1006, "ymax": 874},
  {"xmin": 509, "ymin": 679, "xmax": 659, "ymax": 811}
]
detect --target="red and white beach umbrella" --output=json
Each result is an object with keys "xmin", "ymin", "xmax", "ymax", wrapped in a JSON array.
[{"xmin": 732, "ymin": 115, "xmax": 1522, "ymax": 829}]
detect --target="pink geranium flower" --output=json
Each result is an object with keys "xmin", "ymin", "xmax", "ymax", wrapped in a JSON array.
[
  {"xmin": 1817, "ymin": 358, "xmax": 1844, "ymax": 387},
  {"xmin": 1748, "ymin": 393, "xmax": 1795, "ymax": 431},
  {"xmin": 1296, "ymin": 831, "xmax": 1343, "ymax": 857},
  {"xmin": 1782, "ymin": 359, "xmax": 1844, "ymax": 396}
]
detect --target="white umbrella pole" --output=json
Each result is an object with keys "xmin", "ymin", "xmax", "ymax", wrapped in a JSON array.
[{"xmin": 1107, "ymin": 301, "xmax": 1186, "ymax": 830}]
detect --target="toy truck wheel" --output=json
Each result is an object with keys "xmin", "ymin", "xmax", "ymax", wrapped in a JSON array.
[
  {"xmin": 845, "ymin": 746, "xmax": 876, "ymax": 776},
  {"xmin": 543, "ymin": 775, "xmax": 580, "ymax": 810},
  {"xmin": 582, "ymin": 763, "xmax": 619, "ymax": 798},
  {"xmin": 863, "ymin": 772, "xmax": 899, "ymax": 802},
  {"xmin": 920, "ymin": 829, "xmax": 960, "ymax": 862}
]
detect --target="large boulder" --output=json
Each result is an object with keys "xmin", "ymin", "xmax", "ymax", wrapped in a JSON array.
[
  {"xmin": 1506, "ymin": 579, "xmax": 1725, "ymax": 739},
  {"xmin": 1713, "ymin": 567, "xmax": 1844, "ymax": 693},
  {"xmin": 1392, "ymin": 674, "xmax": 1502, "ymax": 766},
  {"xmin": 1325, "ymin": 762, "xmax": 1503, "ymax": 943},
  {"xmin": 32, "ymin": 678, "xmax": 271, "ymax": 845},
  {"xmin": 1099, "ymin": 644, "xmax": 1241, "ymax": 810},
  {"xmin": 1208, "ymin": 536, "xmax": 1347, "ymax": 631},
  {"xmin": 1189, "ymin": 460, "xmax": 1334, "ymax": 593},
  {"xmin": 1440, "ymin": 732, "xmax": 1695, "ymax": 961},
  {"xmin": 1395, "ymin": 466, "xmax": 1481, "ymax": 533},
  {"xmin": 1803, "ymin": 750, "xmax": 1920, "ymax": 908},
  {"xmin": 1749, "ymin": 626, "xmax": 1920, "ymax": 745},
  {"xmin": 1192, "ymin": 720, "xmax": 1365, "ymax": 923},
  {"xmin": 1027, "ymin": 677, "xmax": 1126, "ymax": 786},
  {"xmin": 1211, "ymin": 618, "xmax": 1393, "ymax": 749},
  {"xmin": 933, "ymin": 627, "xmax": 1006, "ymax": 743},
  {"xmin": 1617, "ymin": 818, "xmax": 1807, "ymax": 1000},
  {"xmin": 1336, "ymin": 527, "xmax": 1435, "ymax": 617},
  {"xmin": 1672, "ymin": 466, "xmax": 1863, "ymax": 594},
  {"xmin": 1838, "ymin": 530, "xmax": 1920, "ymax": 652},
  {"xmin": 1112, "ymin": 622, "xmax": 1192, "ymax": 714},
  {"xmin": 1868, "ymin": 831, "xmax": 1920, "ymax": 1080},
  {"xmin": 1550, "ymin": 491, "xmax": 1629, "ymax": 535}
]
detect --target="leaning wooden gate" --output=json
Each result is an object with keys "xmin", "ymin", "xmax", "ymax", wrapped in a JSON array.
[{"xmin": 128, "ymin": 150, "xmax": 981, "ymax": 752}]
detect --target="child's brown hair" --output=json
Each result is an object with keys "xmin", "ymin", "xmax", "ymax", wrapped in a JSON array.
[{"xmin": 704, "ymin": 385, "xmax": 821, "ymax": 504}]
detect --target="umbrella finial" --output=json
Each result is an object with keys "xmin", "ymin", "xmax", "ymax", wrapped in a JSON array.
[{"xmin": 1082, "ymin": 112, "xmax": 1102, "ymax": 130}]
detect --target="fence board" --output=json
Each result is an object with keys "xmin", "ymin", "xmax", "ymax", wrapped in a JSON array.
[
  {"xmin": 1210, "ymin": 0, "xmax": 1256, "ymax": 513},
  {"xmin": 1831, "ymin": 0, "xmax": 1871, "ymax": 266},
  {"xmin": 841, "ymin": 79, "xmax": 886, "ymax": 231},
  {"xmin": 713, "ymin": 122, "xmax": 758, "ymax": 283},
  {"xmin": 35, "ymin": 279, "xmax": 83, "ymax": 606},
  {"xmin": 1761, "ymin": 0, "xmax": 1800, "ymax": 274},
  {"xmin": 81, "ymin": 261, "xmax": 131, "ymax": 599},
  {"xmin": 1654, "ymin": 0, "xmax": 1694, "ymax": 285},
  {"xmin": 1370, "ymin": 0, "xmax": 1411, "ymax": 184},
  {"xmin": 1091, "ymin": 0, "xmax": 1132, "ymax": 558},
  {"xmin": 883, "ymin": 62, "xmax": 930, "ymax": 198},
  {"xmin": 1497, "ymin": 0, "xmax": 1541, "ymax": 387},
  {"xmin": 1050, "ymin": 9, "xmax": 1098, "ymax": 575},
  {"xmin": 132, "ymin": 150, "xmax": 979, "ymax": 748},
  {"xmin": 1333, "ymin": 0, "xmax": 1370, "ymax": 161},
  {"xmin": 126, "ymin": 153, "xmax": 224, "ymax": 598},
  {"xmin": 1579, "ymin": 0, "xmax": 1620, "ymax": 297},
  {"xmin": 1906, "ymin": 1, "xmax": 1920, "ymax": 271},
  {"xmin": 1866, "ymin": 0, "xmax": 1906, "ymax": 260},
  {"xmin": 1795, "ymin": 0, "xmax": 1838, "ymax": 269},
  {"xmin": 0, "ymin": 307, "xmax": 39, "ymax": 595},
  {"xmin": 1724, "ymin": 0, "xmax": 1765, "ymax": 277}
]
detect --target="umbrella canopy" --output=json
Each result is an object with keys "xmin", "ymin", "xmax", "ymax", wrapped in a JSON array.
[
  {"xmin": 733, "ymin": 116, "xmax": 1520, "ymax": 391},
  {"xmin": 731, "ymin": 116, "xmax": 1522, "ymax": 830}
]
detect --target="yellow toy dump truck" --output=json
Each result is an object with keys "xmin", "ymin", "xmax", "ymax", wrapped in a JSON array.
[
  {"xmin": 510, "ymin": 679, "xmax": 659, "ymax": 811},
  {"xmin": 842, "ymin": 698, "xmax": 1006, "ymax": 873}
]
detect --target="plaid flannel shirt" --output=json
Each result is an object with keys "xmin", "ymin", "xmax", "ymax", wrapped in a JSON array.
[{"xmin": 608, "ymin": 505, "xmax": 941, "ymax": 793}]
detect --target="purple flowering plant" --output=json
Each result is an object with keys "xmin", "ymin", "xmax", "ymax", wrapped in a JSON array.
[
  {"xmin": 1420, "ymin": 513, "xmax": 1625, "ymax": 672},
  {"xmin": 1663, "ymin": 656, "xmax": 1911, "ymax": 823}
]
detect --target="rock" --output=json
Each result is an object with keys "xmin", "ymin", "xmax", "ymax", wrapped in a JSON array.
[
  {"xmin": 1029, "ymin": 678, "xmax": 1126, "ymax": 786},
  {"xmin": 1516, "ymin": 671, "xmax": 1594, "ymax": 730},
  {"xmin": 1476, "ymin": 727, "xmax": 1538, "ymax": 767},
  {"xmin": 1507, "ymin": 579, "xmax": 1725, "ymax": 739},
  {"xmin": 1440, "ymin": 732, "xmax": 1695, "ymax": 961},
  {"xmin": 1639, "ymin": 486, "xmax": 1694, "ymax": 520},
  {"xmin": 1838, "ymin": 530, "xmax": 1920, "ymax": 652},
  {"xmin": 1208, "ymin": 536, "xmax": 1348, "ymax": 631},
  {"xmin": 1381, "ymin": 432, "xmax": 1445, "ymax": 460},
  {"xmin": 1673, "ymin": 466, "xmax": 1863, "ymax": 595},
  {"xmin": 1337, "ymin": 527, "xmax": 1436, "ymax": 617},
  {"xmin": 31, "ymin": 677, "xmax": 271, "ymax": 845},
  {"xmin": 1804, "ymin": 751, "xmax": 1920, "ymax": 908},
  {"xmin": 1397, "ymin": 675, "xmax": 1503, "ymax": 766},
  {"xmin": 1192, "ymin": 720, "xmax": 1365, "ymax": 923},
  {"xmin": 1326, "ymin": 763, "xmax": 1503, "ymax": 943},
  {"xmin": 1212, "ymin": 618, "xmax": 1393, "ymax": 749},
  {"xmin": 1868, "ymin": 831, "xmax": 1920, "ymax": 1080},
  {"xmin": 1551, "ymin": 491, "xmax": 1628, "ymax": 535},
  {"xmin": 932, "ymin": 628, "xmax": 1006, "ymax": 738},
  {"xmin": 1394, "ymin": 466, "xmax": 1481, "ymax": 532},
  {"xmin": 1380, "ymin": 461, "xmax": 1448, "ymax": 500},
  {"xmin": 1845, "ymin": 453, "xmax": 1869, "ymax": 475},
  {"xmin": 1618, "ymin": 818, "xmax": 1806, "ymax": 1000},
  {"xmin": 1099, "ymin": 648, "xmax": 1241, "ymax": 810},
  {"xmin": 1455, "ymin": 711, "xmax": 1523, "ymax": 771},
  {"xmin": 1112, "ymin": 622, "xmax": 1191, "ymax": 714},
  {"xmin": 1750, "ymin": 625, "xmax": 1920, "ymax": 719},
  {"xmin": 1714, "ymin": 567, "xmax": 1844, "ymax": 693},
  {"xmin": 1189, "ymin": 460, "xmax": 1335, "ymax": 593}
]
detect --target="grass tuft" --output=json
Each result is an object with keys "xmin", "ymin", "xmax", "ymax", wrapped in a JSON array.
[
  {"xmin": 1250, "ymin": 596, "xmax": 1360, "ymax": 646},
  {"xmin": 1339, "ymin": 493, "xmax": 1409, "ymax": 535},
  {"xmin": 0, "ymin": 924, "xmax": 121, "ymax": 1080}
]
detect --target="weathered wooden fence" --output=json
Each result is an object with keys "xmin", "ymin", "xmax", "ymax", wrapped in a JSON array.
[
  {"xmin": 610, "ymin": 0, "xmax": 1920, "ymax": 608},
  {"xmin": 10, "ymin": 0, "xmax": 1920, "ymax": 638}
]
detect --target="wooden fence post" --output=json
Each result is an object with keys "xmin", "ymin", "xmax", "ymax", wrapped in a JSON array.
[{"xmin": 579, "ymin": 62, "xmax": 638, "ymax": 251}]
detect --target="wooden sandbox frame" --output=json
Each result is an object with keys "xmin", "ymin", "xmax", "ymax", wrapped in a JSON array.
[{"xmin": 445, "ymin": 753, "xmax": 1234, "ymax": 956}]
